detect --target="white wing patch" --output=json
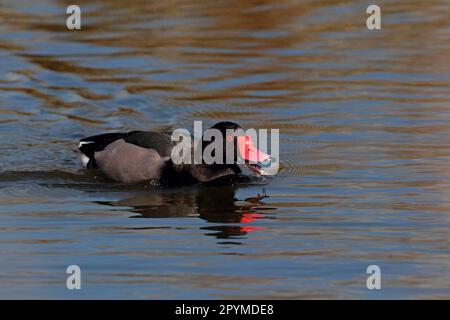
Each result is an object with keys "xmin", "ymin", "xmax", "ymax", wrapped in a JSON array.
[
  {"xmin": 78, "ymin": 141, "xmax": 94, "ymax": 167},
  {"xmin": 78, "ymin": 141, "xmax": 93, "ymax": 148},
  {"xmin": 80, "ymin": 154, "xmax": 90, "ymax": 167}
]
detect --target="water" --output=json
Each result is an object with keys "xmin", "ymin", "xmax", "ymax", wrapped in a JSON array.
[{"xmin": 0, "ymin": 0, "xmax": 449, "ymax": 299}]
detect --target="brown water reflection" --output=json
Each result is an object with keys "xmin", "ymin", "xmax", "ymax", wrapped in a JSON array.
[{"xmin": 0, "ymin": 0, "xmax": 449, "ymax": 299}]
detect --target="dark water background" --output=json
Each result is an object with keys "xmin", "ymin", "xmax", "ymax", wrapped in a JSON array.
[{"xmin": 0, "ymin": 0, "xmax": 449, "ymax": 298}]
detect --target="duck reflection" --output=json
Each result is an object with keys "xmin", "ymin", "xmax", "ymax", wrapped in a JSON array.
[
  {"xmin": 196, "ymin": 185, "xmax": 268, "ymax": 241},
  {"xmin": 97, "ymin": 184, "xmax": 272, "ymax": 240}
]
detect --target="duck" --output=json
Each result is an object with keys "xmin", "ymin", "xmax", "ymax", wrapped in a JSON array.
[{"xmin": 77, "ymin": 121, "xmax": 272, "ymax": 185}]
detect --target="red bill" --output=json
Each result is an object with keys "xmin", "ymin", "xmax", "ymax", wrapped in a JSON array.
[{"xmin": 237, "ymin": 135, "xmax": 272, "ymax": 175}]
